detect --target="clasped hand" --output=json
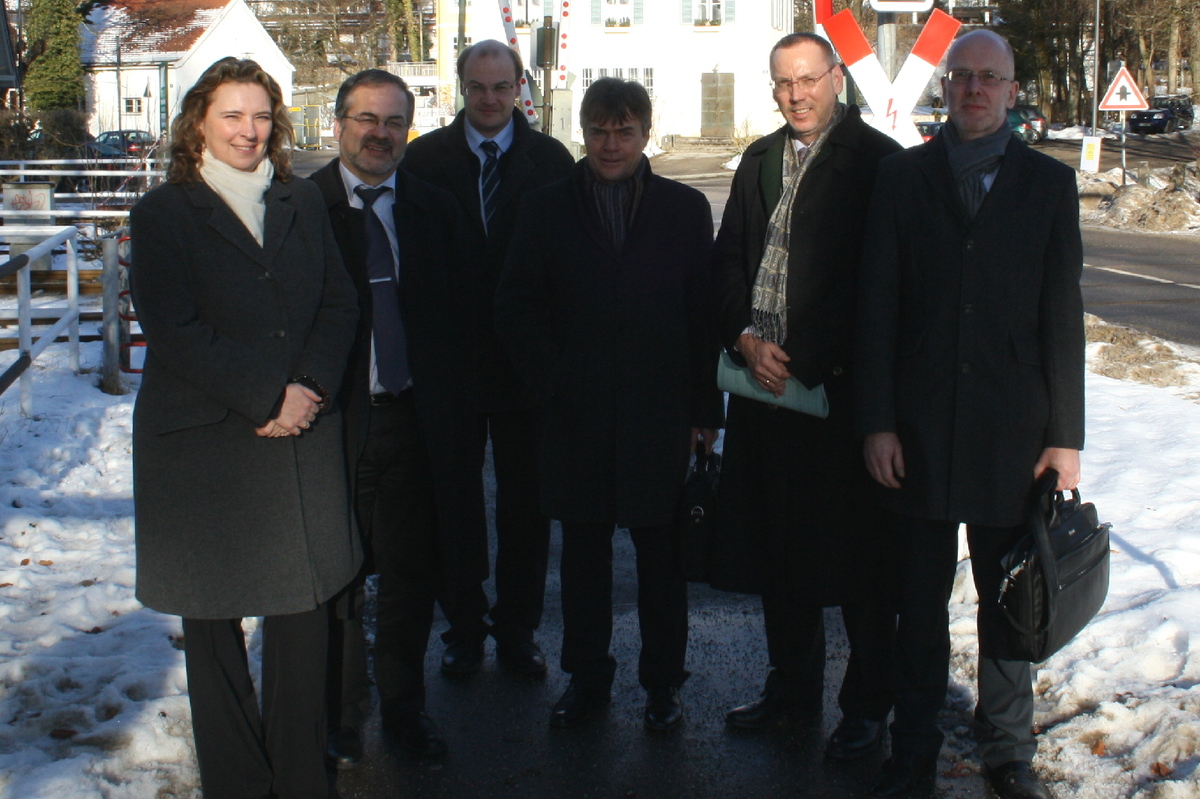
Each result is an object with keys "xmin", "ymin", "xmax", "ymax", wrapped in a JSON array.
[
  {"xmin": 255, "ymin": 383, "xmax": 323, "ymax": 438},
  {"xmin": 737, "ymin": 332, "xmax": 791, "ymax": 398}
]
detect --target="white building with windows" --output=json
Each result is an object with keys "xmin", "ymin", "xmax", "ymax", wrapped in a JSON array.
[
  {"xmin": 447, "ymin": 0, "xmax": 795, "ymax": 143},
  {"xmin": 79, "ymin": 0, "xmax": 292, "ymax": 138}
]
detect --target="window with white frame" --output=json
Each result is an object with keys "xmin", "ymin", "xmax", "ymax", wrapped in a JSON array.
[
  {"xmin": 642, "ymin": 67, "xmax": 654, "ymax": 97},
  {"xmin": 771, "ymin": 0, "xmax": 787, "ymax": 29},
  {"xmin": 604, "ymin": 0, "xmax": 632, "ymax": 27},
  {"xmin": 582, "ymin": 67, "xmax": 594, "ymax": 89},
  {"xmin": 124, "ymin": 97, "xmax": 143, "ymax": 115},
  {"xmin": 692, "ymin": 0, "xmax": 732, "ymax": 26}
]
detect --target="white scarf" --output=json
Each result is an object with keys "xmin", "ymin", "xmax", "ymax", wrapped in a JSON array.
[{"xmin": 199, "ymin": 154, "xmax": 274, "ymax": 246}]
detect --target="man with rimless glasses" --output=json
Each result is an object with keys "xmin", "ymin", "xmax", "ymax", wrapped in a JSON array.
[
  {"xmin": 406, "ymin": 41, "xmax": 574, "ymax": 682},
  {"xmin": 856, "ymin": 30, "xmax": 1083, "ymax": 799},
  {"xmin": 709, "ymin": 30, "xmax": 901, "ymax": 762}
]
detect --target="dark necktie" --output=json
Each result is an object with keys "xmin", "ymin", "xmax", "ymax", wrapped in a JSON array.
[
  {"xmin": 480, "ymin": 139, "xmax": 501, "ymax": 231},
  {"xmin": 354, "ymin": 185, "xmax": 409, "ymax": 393}
]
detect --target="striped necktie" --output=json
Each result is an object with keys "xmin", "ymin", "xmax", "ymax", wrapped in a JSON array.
[{"xmin": 480, "ymin": 139, "xmax": 501, "ymax": 232}]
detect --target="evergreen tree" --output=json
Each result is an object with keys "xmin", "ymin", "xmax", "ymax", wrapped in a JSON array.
[{"xmin": 24, "ymin": 0, "xmax": 86, "ymax": 110}]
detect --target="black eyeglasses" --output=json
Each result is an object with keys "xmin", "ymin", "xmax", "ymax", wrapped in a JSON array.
[
  {"xmin": 342, "ymin": 114, "xmax": 409, "ymax": 133},
  {"xmin": 945, "ymin": 69, "xmax": 1011, "ymax": 87}
]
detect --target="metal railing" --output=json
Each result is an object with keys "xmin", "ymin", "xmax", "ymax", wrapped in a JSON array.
[{"xmin": 0, "ymin": 226, "xmax": 81, "ymax": 415}]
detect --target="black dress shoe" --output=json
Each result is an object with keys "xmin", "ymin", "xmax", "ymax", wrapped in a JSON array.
[
  {"xmin": 826, "ymin": 716, "xmax": 886, "ymax": 760},
  {"xmin": 382, "ymin": 710, "xmax": 447, "ymax": 758},
  {"xmin": 869, "ymin": 754, "xmax": 936, "ymax": 798},
  {"xmin": 644, "ymin": 686, "xmax": 684, "ymax": 731},
  {"xmin": 440, "ymin": 638, "xmax": 484, "ymax": 676},
  {"xmin": 326, "ymin": 726, "xmax": 363, "ymax": 770},
  {"xmin": 986, "ymin": 761, "xmax": 1051, "ymax": 799},
  {"xmin": 496, "ymin": 639, "xmax": 548, "ymax": 676},
  {"xmin": 725, "ymin": 691, "xmax": 817, "ymax": 729},
  {"xmin": 549, "ymin": 681, "xmax": 611, "ymax": 728}
]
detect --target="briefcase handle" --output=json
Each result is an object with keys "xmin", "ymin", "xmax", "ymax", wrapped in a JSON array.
[
  {"xmin": 1012, "ymin": 468, "xmax": 1069, "ymax": 636},
  {"xmin": 692, "ymin": 440, "xmax": 721, "ymax": 474}
]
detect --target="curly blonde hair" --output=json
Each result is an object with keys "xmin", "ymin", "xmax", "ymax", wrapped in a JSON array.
[{"xmin": 167, "ymin": 57, "xmax": 294, "ymax": 183}]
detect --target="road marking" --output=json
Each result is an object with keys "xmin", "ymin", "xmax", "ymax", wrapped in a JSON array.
[{"xmin": 1086, "ymin": 264, "xmax": 1200, "ymax": 290}]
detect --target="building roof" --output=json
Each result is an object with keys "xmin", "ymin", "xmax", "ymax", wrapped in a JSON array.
[{"xmin": 80, "ymin": 0, "xmax": 232, "ymax": 66}]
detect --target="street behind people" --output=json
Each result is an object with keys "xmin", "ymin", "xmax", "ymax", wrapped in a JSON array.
[
  {"xmin": 129, "ymin": 57, "xmax": 360, "ymax": 798},
  {"xmin": 495, "ymin": 77, "xmax": 722, "ymax": 732},
  {"xmin": 855, "ymin": 29, "xmax": 1085, "ymax": 799}
]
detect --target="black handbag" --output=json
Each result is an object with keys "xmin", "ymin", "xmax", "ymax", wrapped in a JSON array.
[
  {"xmin": 997, "ymin": 468, "xmax": 1111, "ymax": 663},
  {"xmin": 679, "ymin": 446, "xmax": 720, "ymax": 583}
]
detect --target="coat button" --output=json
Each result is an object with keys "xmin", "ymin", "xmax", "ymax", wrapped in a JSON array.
[
  {"xmin": 832, "ymin": 366, "xmax": 844, "ymax": 376},
  {"xmin": 961, "ymin": 362, "xmax": 971, "ymax": 374},
  {"xmin": 962, "ymin": 303, "xmax": 975, "ymax": 314},
  {"xmin": 270, "ymin": 330, "xmax": 286, "ymax": 338},
  {"xmin": 965, "ymin": 240, "xmax": 974, "ymax": 251}
]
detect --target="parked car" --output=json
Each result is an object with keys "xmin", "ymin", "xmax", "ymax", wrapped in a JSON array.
[
  {"xmin": 916, "ymin": 120, "xmax": 944, "ymax": 142},
  {"xmin": 86, "ymin": 129, "xmax": 158, "ymax": 159},
  {"xmin": 1006, "ymin": 109, "xmax": 1038, "ymax": 143},
  {"xmin": 1128, "ymin": 96, "xmax": 1195, "ymax": 135},
  {"xmin": 1015, "ymin": 106, "xmax": 1048, "ymax": 141}
]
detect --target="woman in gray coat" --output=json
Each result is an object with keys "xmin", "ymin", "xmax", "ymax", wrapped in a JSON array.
[{"xmin": 130, "ymin": 58, "xmax": 359, "ymax": 799}]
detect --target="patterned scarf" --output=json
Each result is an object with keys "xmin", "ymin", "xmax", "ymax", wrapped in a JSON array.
[
  {"xmin": 942, "ymin": 120, "xmax": 1012, "ymax": 218},
  {"xmin": 585, "ymin": 155, "xmax": 647, "ymax": 251},
  {"xmin": 750, "ymin": 103, "xmax": 846, "ymax": 345}
]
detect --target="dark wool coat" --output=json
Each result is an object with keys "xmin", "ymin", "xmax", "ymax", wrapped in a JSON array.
[
  {"xmin": 495, "ymin": 159, "xmax": 724, "ymax": 528},
  {"xmin": 130, "ymin": 177, "xmax": 361, "ymax": 619},
  {"xmin": 404, "ymin": 108, "xmax": 575, "ymax": 412},
  {"xmin": 307, "ymin": 159, "xmax": 490, "ymax": 593},
  {"xmin": 855, "ymin": 133, "xmax": 1085, "ymax": 528},
  {"xmin": 709, "ymin": 108, "xmax": 902, "ymax": 601}
]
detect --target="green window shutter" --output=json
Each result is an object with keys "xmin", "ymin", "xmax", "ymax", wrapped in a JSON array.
[
  {"xmin": 593, "ymin": 0, "xmax": 601, "ymax": 25},
  {"xmin": 634, "ymin": 0, "xmax": 643, "ymax": 25},
  {"xmin": 683, "ymin": 1, "xmax": 692, "ymax": 24},
  {"xmin": 725, "ymin": 0, "xmax": 735, "ymax": 23}
]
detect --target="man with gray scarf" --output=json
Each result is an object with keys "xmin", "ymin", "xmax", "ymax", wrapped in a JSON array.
[
  {"xmin": 855, "ymin": 30, "xmax": 1084, "ymax": 799},
  {"xmin": 709, "ymin": 30, "xmax": 901, "ymax": 760}
]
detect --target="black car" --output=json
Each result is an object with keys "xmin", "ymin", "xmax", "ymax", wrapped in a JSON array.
[
  {"xmin": 86, "ymin": 129, "xmax": 158, "ymax": 159},
  {"xmin": 1128, "ymin": 96, "xmax": 1194, "ymax": 135}
]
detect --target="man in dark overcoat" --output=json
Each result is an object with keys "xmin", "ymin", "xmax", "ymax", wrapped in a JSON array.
[
  {"xmin": 709, "ymin": 31, "xmax": 902, "ymax": 759},
  {"xmin": 495, "ymin": 78, "xmax": 722, "ymax": 732},
  {"xmin": 855, "ymin": 30, "xmax": 1084, "ymax": 799},
  {"xmin": 404, "ymin": 39, "xmax": 574, "ymax": 676},
  {"xmin": 309, "ymin": 69, "xmax": 486, "ymax": 764}
]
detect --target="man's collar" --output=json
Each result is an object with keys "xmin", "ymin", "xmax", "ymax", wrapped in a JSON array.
[
  {"xmin": 338, "ymin": 161, "xmax": 397, "ymax": 207},
  {"xmin": 464, "ymin": 114, "xmax": 516, "ymax": 153}
]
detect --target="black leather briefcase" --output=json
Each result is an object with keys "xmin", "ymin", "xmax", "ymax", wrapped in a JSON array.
[
  {"xmin": 997, "ymin": 469, "xmax": 1111, "ymax": 663},
  {"xmin": 679, "ymin": 447, "xmax": 720, "ymax": 583}
]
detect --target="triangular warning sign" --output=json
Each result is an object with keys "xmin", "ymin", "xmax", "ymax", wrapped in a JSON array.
[{"xmin": 1099, "ymin": 66, "xmax": 1149, "ymax": 111}]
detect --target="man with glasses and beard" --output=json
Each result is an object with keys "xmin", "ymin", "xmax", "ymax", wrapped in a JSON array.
[{"xmin": 311, "ymin": 69, "xmax": 484, "ymax": 766}]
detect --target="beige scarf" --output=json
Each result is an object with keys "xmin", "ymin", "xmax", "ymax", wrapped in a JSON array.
[
  {"xmin": 750, "ymin": 103, "xmax": 846, "ymax": 345},
  {"xmin": 199, "ymin": 154, "xmax": 274, "ymax": 246}
]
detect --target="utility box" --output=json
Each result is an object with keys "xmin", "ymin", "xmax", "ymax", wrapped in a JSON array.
[{"xmin": 2, "ymin": 182, "xmax": 55, "ymax": 271}]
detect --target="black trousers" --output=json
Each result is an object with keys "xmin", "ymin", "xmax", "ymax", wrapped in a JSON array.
[
  {"xmin": 183, "ymin": 606, "xmax": 329, "ymax": 799},
  {"xmin": 329, "ymin": 392, "xmax": 441, "ymax": 728},
  {"xmin": 559, "ymin": 521, "xmax": 689, "ymax": 691},
  {"xmin": 444, "ymin": 407, "xmax": 551, "ymax": 647},
  {"xmin": 887, "ymin": 512, "xmax": 1036, "ymax": 766},
  {"xmin": 758, "ymin": 592, "xmax": 895, "ymax": 720}
]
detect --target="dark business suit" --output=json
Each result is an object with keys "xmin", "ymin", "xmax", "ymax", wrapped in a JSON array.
[
  {"xmin": 709, "ymin": 109, "xmax": 902, "ymax": 718},
  {"xmin": 310, "ymin": 160, "xmax": 486, "ymax": 728},
  {"xmin": 404, "ymin": 108, "xmax": 574, "ymax": 649},
  {"xmin": 495, "ymin": 159, "xmax": 722, "ymax": 690},
  {"xmin": 855, "ymin": 132, "xmax": 1085, "ymax": 766}
]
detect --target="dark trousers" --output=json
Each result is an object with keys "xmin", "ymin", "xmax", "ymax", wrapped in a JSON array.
[
  {"xmin": 887, "ymin": 513, "xmax": 1035, "ymax": 765},
  {"xmin": 559, "ymin": 521, "xmax": 689, "ymax": 691},
  {"xmin": 759, "ymin": 593, "xmax": 895, "ymax": 720},
  {"xmin": 183, "ymin": 606, "xmax": 329, "ymax": 799},
  {"xmin": 444, "ymin": 407, "xmax": 551, "ymax": 646},
  {"xmin": 329, "ymin": 392, "xmax": 441, "ymax": 728}
]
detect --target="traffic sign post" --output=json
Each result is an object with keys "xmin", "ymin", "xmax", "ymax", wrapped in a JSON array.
[{"xmin": 1098, "ymin": 65, "xmax": 1149, "ymax": 186}]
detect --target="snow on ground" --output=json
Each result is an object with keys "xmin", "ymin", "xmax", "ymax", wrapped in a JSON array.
[
  {"xmin": 1, "ymin": 339, "xmax": 1199, "ymax": 798},
  {"xmin": 1079, "ymin": 165, "xmax": 1200, "ymax": 235}
]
